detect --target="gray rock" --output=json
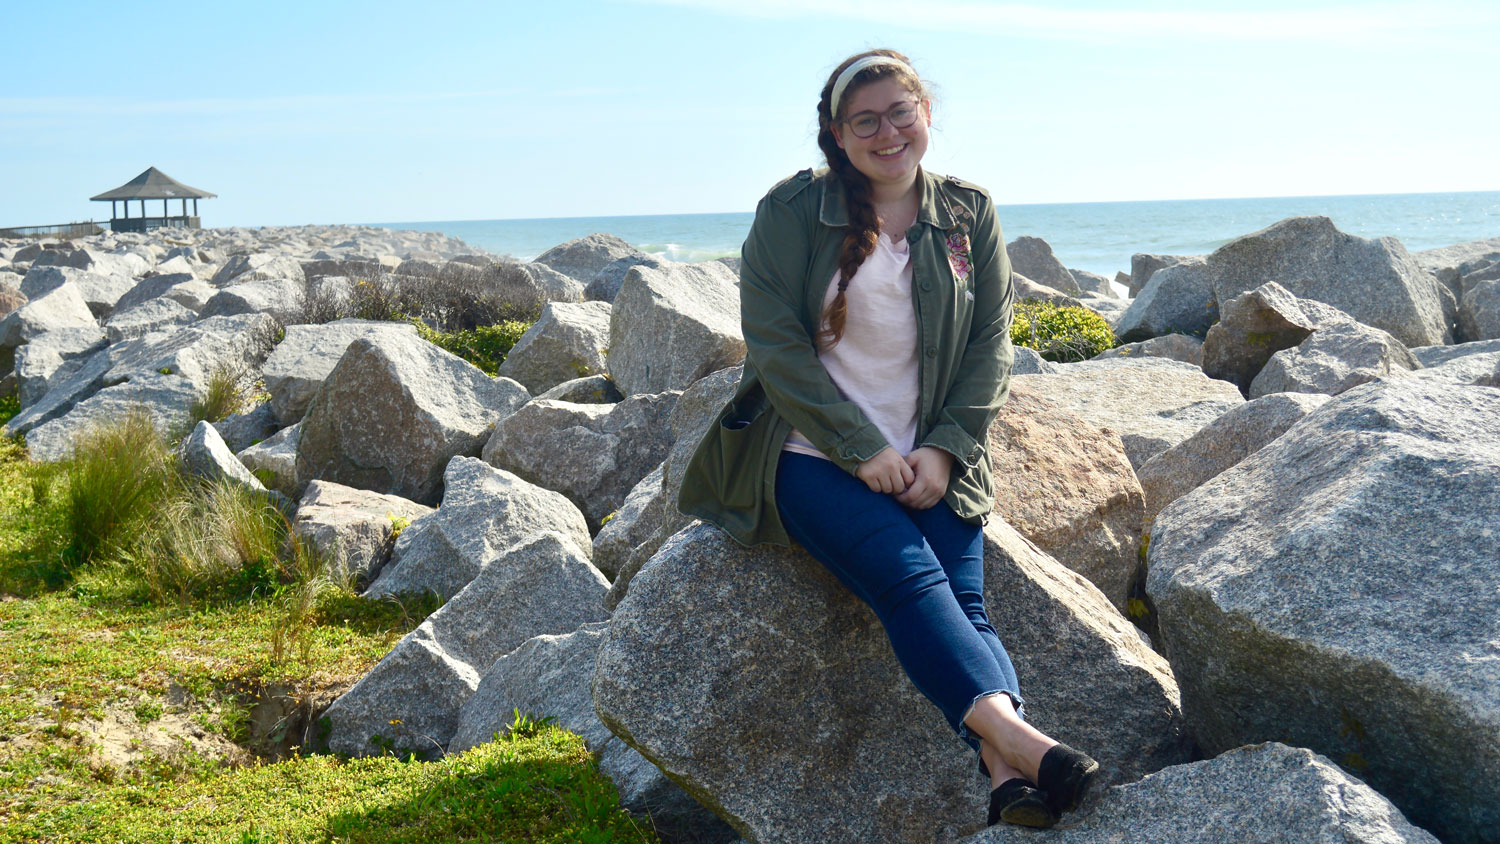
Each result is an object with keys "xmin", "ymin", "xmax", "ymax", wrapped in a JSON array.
[
  {"xmin": 1091, "ymin": 333, "xmax": 1202, "ymax": 367},
  {"xmin": 481, "ymin": 392, "xmax": 678, "ymax": 533},
  {"xmin": 291, "ymin": 481, "xmax": 432, "ymax": 586},
  {"xmin": 1147, "ymin": 378, "xmax": 1500, "ymax": 844},
  {"xmin": 534, "ymin": 374, "xmax": 624, "ymax": 404},
  {"xmin": 1114, "ymin": 258, "xmax": 1218, "ymax": 343},
  {"xmin": 199, "ymin": 276, "xmax": 306, "ymax": 324},
  {"xmin": 103, "ymin": 296, "xmax": 197, "ymax": 343},
  {"xmin": 514, "ymin": 261, "xmax": 586, "ymax": 304},
  {"xmin": 1068, "ymin": 268, "xmax": 1118, "ymax": 298},
  {"xmin": 1136, "ymin": 391, "xmax": 1330, "ymax": 523},
  {"xmin": 607, "ymin": 260, "xmax": 743, "ymax": 396},
  {"xmin": 1006, "ymin": 237, "xmax": 1082, "ymax": 296},
  {"xmin": 1412, "ymin": 235, "xmax": 1500, "ymax": 298},
  {"xmin": 237, "ymin": 423, "xmax": 300, "ymax": 497},
  {"xmin": 597, "ymin": 737, "xmax": 741, "ymax": 844},
  {"xmin": 19, "ymin": 265, "xmax": 135, "ymax": 319},
  {"xmin": 365, "ymin": 457, "xmax": 591, "ymax": 602},
  {"xmin": 212, "ymin": 401, "xmax": 280, "ymax": 453},
  {"xmin": 1011, "ymin": 272, "xmax": 1083, "ymax": 307},
  {"xmin": 179, "ymin": 420, "xmax": 266, "ymax": 492},
  {"xmin": 1249, "ymin": 320, "xmax": 1419, "ymax": 398},
  {"xmin": 956, "ymin": 743, "xmax": 1439, "ymax": 844},
  {"xmin": 592, "ymin": 463, "xmax": 664, "ymax": 581},
  {"xmin": 294, "ymin": 333, "xmax": 529, "ymax": 504},
  {"xmin": 1010, "ymin": 346, "xmax": 1054, "ymax": 375},
  {"xmin": 262, "ymin": 319, "xmax": 419, "ymax": 425},
  {"xmin": 25, "ymin": 373, "xmax": 200, "ymax": 462},
  {"xmin": 1013, "ymin": 358, "xmax": 1244, "ymax": 469},
  {"xmin": 1200, "ymin": 281, "xmax": 1355, "ymax": 394},
  {"xmin": 1411, "ymin": 339, "xmax": 1500, "ymax": 368},
  {"xmin": 210, "ymin": 253, "xmax": 306, "ymax": 286},
  {"xmin": 323, "ymin": 531, "xmax": 609, "ymax": 758},
  {"xmin": 162, "ymin": 278, "xmax": 215, "ymax": 312},
  {"xmin": 1075, "ymin": 294, "xmax": 1128, "ymax": 328},
  {"xmin": 1405, "ymin": 350, "xmax": 1500, "ymax": 387},
  {"xmin": 987, "ymin": 383, "xmax": 1144, "ymax": 611},
  {"xmin": 585, "ymin": 255, "xmax": 663, "ymax": 303},
  {"xmin": 0, "ymin": 283, "xmax": 97, "ymax": 354},
  {"xmin": 496, "ymin": 300, "xmax": 611, "ymax": 393},
  {"xmin": 0, "ymin": 285, "xmax": 25, "ymax": 321},
  {"xmin": 13, "ymin": 327, "xmax": 106, "ymax": 408},
  {"xmin": 595, "ymin": 519, "xmax": 1189, "ymax": 844},
  {"xmin": 1206, "ymin": 216, "xmax": 1451, "ymax": 348},
  {"xmin": 1460, "ymin": 278, "xmax": 1500, "ymax": 341},
  {"xmin": 534, "ymin": 233, "xmax": 639, "ymax": 283},
  {"xmin": 1128, "ymin": 253, "xmax": 1193, "ymax": 298},
  {"xmin": 603, "ymin": 366, "xmax": 741, "ymax": 609}
]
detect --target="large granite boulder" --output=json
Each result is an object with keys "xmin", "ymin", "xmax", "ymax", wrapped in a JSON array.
[
  {"xmin": 212, "ymin": 401, "xmax": 280, "ymax": 453},
  {"xmin": 110, "ymin": 272, "xmax": 196, "ymax": 315},
  {"xmin": 199, "ymin": 276, "xmax": 306, "ymax": 324},
  {"xmin": 1012, "ymin": 359, "xmax": 1244, "ymax": 469},
  {"xmin": 1136, "ymin": 391, "xmax": 1329, "ymax": 524},
  {"xmin": 496, "ymin": 300, "xmax": 611, "ymax": 394},
  {"xmin": 178, "ymin": 420, "xmax": 266, "ymax": 493},
  {"xmin": 1412, "ymin": 235, "xmax": 1500, "ymax": 300},
  {"xmin": 957, "ymin": 743, "xmax": 1439, "ymax": 844},
  {"xmin": 24, "ymin": 374, "xmax": 201, "ymax": 462},
  {"xmin": 237, "ymin": 423, "xmax": 301, "ymax": 497},
  {"xmin": 262, "ymin": 319, "xmax": 419, "ymax": 425},
  {"xmin": 19, "ymin": 265, "xmax": 135, "ymax": 319},
  {"xmin": 1127, "ymin": 253, "xmax": 1193, "ymax": 298},
  {"xmin": 1146, "ymin": 378, "xmax": 1500, "ymax": 844},
  {"xmin": 1205, "ymin": 216, "xmax": 1451, "ymax": 347},
  {"xmin": 591, "ymin": 463, "xmax": 664, "ymax": 581},
  {"xmin": 1006, "ymin": 236, "xmax": 1082, "ymax": 296},
  {"xmin": 103, "ymin": 297, "xmax": 197, "ymax": 343},
  {"xmin": 13, "ymin": 327, "xmax": 106, "ymax": 408},
  {"xmin": 1113, "ymin": 258, "xmax": 1217, "ymax": 342},
  {"xmin": 595, "ymin": 519, "xmax": 1190, "ymax": 844},
  {"xmin": 481, "ymin": 392, "xmax": 678, "ymax": 534},
  {"xmin": 1011, "ymin": 272, "xmax": 1083, "ymax": 308},
  {"xmin": 294, "ymin": 333, "xmax": 529, "ymax": 504},
  {"xmin": 365, "ymin": 457, "xmax": 591, "ymax": 602},
  {"xmin": 210, "ymin": 253, "xmax": 306, "ymax": 287},
  {"xmin": 534, "ymin": 233, "xmax": 640, "ymax": 284},
  {"xmin": 585, "ymin": 255, "xmax": 662, "ymax": 304},
  {"xmin": 534, "ymin": 373, "xmax": 624, "ymax": 404},
  {"xmin": 323, "ymin": 531, "xmax": 609, "ymax": 758},
  {"xmin": 1460, "ymin": 278, "xmax": 1500, "ymax": 341},
  {"xmin": 1412, "ymin": 337, "xmax": 1500, "ymax": 368},
  {"xmin": 1090, "ymin": 334, "xmax": 1202, "ymax": 367},
  {"xmin": 0, "ymin": 283, "xmax": 97, "ymax": 363},
  {"xmin": 1068, "ymin": 268, "xmax": 1117, "ymax": 298},
  {"xmin": 514, "ymin": 261, "xmax": 586, "ymax": 305},
  {"xmin": 451, "ymin": 624, "xmax": 738, "ymax": 844},
  {"xmin": 607, "ymin": 261, "xmax": 743, "ymax": 396},
  {"xmin": 1406, "ymin": 350, "xmax": 1500, "ymax": 388},
  {"xmin": 987, "ymin": 383, "xmax": 1144, "ymax": 611},
  {"xmin": 291, "ymin": 481, "xmax": 433, "ymax": 586},
  {"xmin": 1248, "ymin": 320, "xmax": 1419, "ymax": 398},
  {"xmin": 1200, "ymin": 281, "xmax": 1356, "ymax": 394}
]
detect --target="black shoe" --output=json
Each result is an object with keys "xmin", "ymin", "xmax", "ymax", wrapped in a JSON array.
[
  {"xmin": 1036, "ymin": 743, "xmax": 1100, "ymax": 815},
  {"xmin": 987, "ymin": 778, "xmax": 1059, "ymax": 828}
]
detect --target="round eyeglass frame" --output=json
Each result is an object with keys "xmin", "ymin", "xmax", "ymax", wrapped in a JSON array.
[{"xmin": 842, "ymin": 100, "xmax": 923, "ymax": 139}]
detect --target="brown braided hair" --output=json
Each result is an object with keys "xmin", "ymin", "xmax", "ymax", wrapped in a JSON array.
[{"xmin": 816, "ymin": 49, "xmax": 930, "ymax": 349}]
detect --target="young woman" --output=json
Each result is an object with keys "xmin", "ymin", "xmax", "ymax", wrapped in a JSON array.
[{"xmin": 678, "ymin": 49, "xmax": 1098, "ymax": 829}]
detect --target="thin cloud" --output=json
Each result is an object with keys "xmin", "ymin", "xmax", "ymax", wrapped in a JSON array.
[{"xmin": 627, "ymin": 0, "xmax": 1494, "ymax": 43}]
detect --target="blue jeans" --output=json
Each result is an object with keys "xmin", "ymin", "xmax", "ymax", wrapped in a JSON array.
[{"xmin": 775, "ymin": 451, "xmax": 1024, "ymax": 753}]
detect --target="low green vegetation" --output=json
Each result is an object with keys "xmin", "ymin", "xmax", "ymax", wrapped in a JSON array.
[
  {"xmin": 1010, "ymin": 299, "xmax": 1116, "ymax": 363},
  {"xmin": 0, "ymin": 402, "xmax": 656, "ymax": 843},
  {"xmin": 409, "ymin": 318, "xmax": 532, "ymax": 376}
]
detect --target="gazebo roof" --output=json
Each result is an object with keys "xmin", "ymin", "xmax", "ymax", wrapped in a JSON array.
[{"xmin": 91, "ymin": 167, "xmax": 217, "ymax": 201}]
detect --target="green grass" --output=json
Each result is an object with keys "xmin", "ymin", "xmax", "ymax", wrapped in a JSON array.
[
  {"xmin": 409, "ymin": 319, "xmax": 532, "ymax": 376},
  {"xmin": 1010, "ymin": 299, "xmax": 1117, "ymax": 363},
  {"xmin": 0, "ymin": 402, "xmax": 657, "ymax": 844}
]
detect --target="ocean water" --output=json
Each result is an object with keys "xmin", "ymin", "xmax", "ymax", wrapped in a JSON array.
[{"xmin": 377, "ymin": 190, "xmax": 1500, "ymax": 278}]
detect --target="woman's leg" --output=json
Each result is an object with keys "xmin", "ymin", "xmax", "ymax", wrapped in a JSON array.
[{"xmin": 775, "ymin": 453, "xmax": 1024, "ymax": 756}]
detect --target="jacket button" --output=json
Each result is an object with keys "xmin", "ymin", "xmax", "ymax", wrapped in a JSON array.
[
  {"xmin": 920, "ymin": 281, "xmax": 932, "ymax": 291},
  {"xmin": 926, "ymin": 346, "xmax": 938, "ymax": 358}
]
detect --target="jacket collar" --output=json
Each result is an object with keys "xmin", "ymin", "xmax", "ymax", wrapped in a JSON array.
[{"xmin": 818, "ymin": 166, "xmax": 956, "ymax": 231}]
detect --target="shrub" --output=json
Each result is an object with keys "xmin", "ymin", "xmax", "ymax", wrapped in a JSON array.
[
  {"xmin": 1010, "ymin": 299, "xmax": 1116, "ymax": 363},
  {"xmin": 331, "ymin": 262, "xmax": 544, "ymax": 332},
  {"xmin": 412, "ymin": 319, "xmax": 532, "ymax": 375},
  {"xmin": 63, "ymin": 409, "xmax": 177, "ymax": 567}
]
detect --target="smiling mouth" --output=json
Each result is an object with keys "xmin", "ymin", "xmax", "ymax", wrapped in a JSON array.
[{"xmin": 873, "ymin": 143, "xmax": 907, "ymax": 157}]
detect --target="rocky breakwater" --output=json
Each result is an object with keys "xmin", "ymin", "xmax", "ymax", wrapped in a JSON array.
[{"xmin": 6, "ymin": 219, "xmax": 1500, "ymax": 843}]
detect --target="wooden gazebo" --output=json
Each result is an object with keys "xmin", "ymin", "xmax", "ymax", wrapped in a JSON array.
[{"xmin": 90, "ymin": 167, "xmax": 216, "ymax": 233}]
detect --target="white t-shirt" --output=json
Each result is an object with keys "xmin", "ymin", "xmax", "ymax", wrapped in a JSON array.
[{"xmin": 783, "ymin": 231, "xmax": 920, "ymax": 461}]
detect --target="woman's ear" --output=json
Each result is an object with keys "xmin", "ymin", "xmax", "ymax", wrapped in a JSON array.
[
  {"xmin": 923, "ymin": 98, "xmax": 934, "ymax": 127},
  {"xmin": 831, "ymin": 125, "xmax": 846, "ymax": 150}
]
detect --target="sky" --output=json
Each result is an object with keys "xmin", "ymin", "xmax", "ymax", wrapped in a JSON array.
[{"xmin": 3, "ymin": 0, "xmax": 1497, "ymax": 228}]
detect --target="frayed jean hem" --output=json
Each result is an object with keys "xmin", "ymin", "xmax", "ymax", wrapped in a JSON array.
[{"xmin": 956, "ymin": 689, "xmax": 1026, "ymax": 753}]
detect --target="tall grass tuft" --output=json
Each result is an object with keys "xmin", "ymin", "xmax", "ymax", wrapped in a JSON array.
[
  {"xmin": 186, "ymin": 366, "xmax": 247, "ymax": 429},
  {"xmin": 64, "ymin": 409, "xmax": 176, "ymax": 568},
  {"xmin": 144, "ymin": 477, "xmax": 291, "ymax": 603}
]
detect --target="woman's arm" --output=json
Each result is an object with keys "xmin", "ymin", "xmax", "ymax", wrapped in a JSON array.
[
  {"xmin": 918, "ymin": 196, "xmax": 1016, "ymax": 473},
  {"xmin": 739, "ymin": 189, "xmax": 893, "ymax": 478}
]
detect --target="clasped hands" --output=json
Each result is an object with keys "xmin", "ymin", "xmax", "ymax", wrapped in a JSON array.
[{"xmin": 855, "ymin": 446, "xmax": 953, "ymax": 509}]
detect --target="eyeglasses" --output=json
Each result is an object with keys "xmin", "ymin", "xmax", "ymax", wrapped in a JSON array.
[{"xmin": 842, "ymin": 100, "xmax": 922, "ymax": 139}]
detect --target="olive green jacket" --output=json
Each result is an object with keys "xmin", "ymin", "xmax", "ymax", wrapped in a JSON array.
[{"xmin": 677, "ymin": 166, "xmax": 1015, "ymax": 547}]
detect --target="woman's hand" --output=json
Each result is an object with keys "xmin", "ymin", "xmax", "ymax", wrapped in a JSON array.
[
  {"xmin": 895, "ymin": 447, "xmax": 954, "ymax": 510},
  {"xmin": 856, "ymin": 446, "xmax": 916, "ymax": 494}
]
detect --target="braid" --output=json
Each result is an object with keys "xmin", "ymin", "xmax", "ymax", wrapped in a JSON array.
[{"xmin": 814, "ymin": 49, "xmax": 927, "ymax": 350}]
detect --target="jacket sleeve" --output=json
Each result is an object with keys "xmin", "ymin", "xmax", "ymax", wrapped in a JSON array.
[
  {"xmin": 739, "ymin": 191, "xmax": 891, "ymax": 476},
  {"xmin": 919, "ymin": 196, "xmax": 1015, "ymax": 470}
]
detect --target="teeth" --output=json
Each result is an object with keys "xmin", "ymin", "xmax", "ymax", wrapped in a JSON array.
[{"xmin": 875, "ymin": 144, "xmax": 906, "ymax": 155}]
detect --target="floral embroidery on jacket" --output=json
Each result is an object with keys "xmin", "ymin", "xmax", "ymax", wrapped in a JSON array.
[{"xmin": 946, "ymin": 230, "xmax": 972, "ymax": 284}]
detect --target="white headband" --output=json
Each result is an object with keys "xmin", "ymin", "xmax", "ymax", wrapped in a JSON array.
[{"xmin": 830, "ymin": 56, "xmax": 912, "ymax": 118}]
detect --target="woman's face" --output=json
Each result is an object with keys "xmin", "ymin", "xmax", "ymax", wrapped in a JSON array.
[{"xmin": 832, "ymin": 77, "xmax": 931, "ymax": 194}]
